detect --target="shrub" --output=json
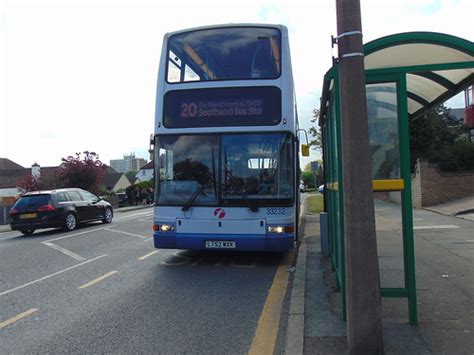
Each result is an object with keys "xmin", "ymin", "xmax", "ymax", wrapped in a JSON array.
[{"xmin": 429, "ymin": 141, "xmax": 474, "ymax": 172}]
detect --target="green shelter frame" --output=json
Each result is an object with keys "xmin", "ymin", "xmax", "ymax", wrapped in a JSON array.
[{"xmin": 319, "ymin": 32, "xmax": 474, "ymax": 325}]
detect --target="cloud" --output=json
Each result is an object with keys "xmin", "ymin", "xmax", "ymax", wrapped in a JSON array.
[{"xmin": 1, "ymin": 0, "xmax": 472, "ymax": 168}]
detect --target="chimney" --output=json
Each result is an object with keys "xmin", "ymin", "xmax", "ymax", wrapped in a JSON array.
[{"xmin": 31, "ymin": 163, "xmax": 41, "ymax": 179}]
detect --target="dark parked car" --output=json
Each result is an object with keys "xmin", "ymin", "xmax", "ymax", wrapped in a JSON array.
[
  {"xmin": 117, "ymin": 192, "xmax": 128, "ymax": 207},
  {"xmin": 9, "ymin": 188, "xmax": 113, "ymax": 235}
]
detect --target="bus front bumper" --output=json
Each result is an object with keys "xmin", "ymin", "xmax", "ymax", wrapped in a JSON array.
[{"xmin": 153, "ymin": 232, "xmax": 294, "ymax": 252}]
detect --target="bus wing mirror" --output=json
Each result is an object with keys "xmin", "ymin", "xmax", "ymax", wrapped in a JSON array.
[{"xmin": 301, "ymin": 144, "xmax": 310, "ymax": 157}]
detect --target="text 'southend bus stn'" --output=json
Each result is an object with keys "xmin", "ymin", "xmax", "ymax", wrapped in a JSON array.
[{"xmin": 153, "ymin": 24, "xmax": 305, "ymax": 252}]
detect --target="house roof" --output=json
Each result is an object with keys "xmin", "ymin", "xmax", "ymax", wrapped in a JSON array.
[
  {"xmin": 140, "ymin": 161, "xmax": 154, "ymax": 170},
  {"xmin": 0, "ymin": 160, "xmax": 125, "ymax": 190},
  {"xmin": 0, "ymin": 169, "xmax": 26, "ymax": 188},
  {"xmin": 0, "ymin": 158, "xmax": 24, "ymax": 170},
  {"xmin": 0, "ymin": 165, "xmax": 59, "ymax": 189},
  {"xmin": 102, "ymin": 173, "xmax": 128, "ymax": 189},
  {"xmin": 105, "ymin": 165, "xmax": 119, "ymax": 174}
]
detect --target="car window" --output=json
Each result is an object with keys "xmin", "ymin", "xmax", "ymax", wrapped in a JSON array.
[
  {"xmin": 66, "ymin": 191, "xmax": 83, "ymax": 201},
  {"xmin": 14, "ymin": 195, "xmax": 50, "ymax": 208},
  {"xmin": 79, "ymin": 190, "xmax": 98, "ymax": 202},
  {"xmin": 55, "ymin": 192, "xmax": 70, "ymax": 203}
]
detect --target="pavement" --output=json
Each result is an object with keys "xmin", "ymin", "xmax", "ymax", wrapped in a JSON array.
[
  {"xmin": 284, "ymin": 195, "xmax": 474, "ymax": 354},
  {"xmin": 424, "ymin": 195, "xmax": 474, "ymax": 221}
]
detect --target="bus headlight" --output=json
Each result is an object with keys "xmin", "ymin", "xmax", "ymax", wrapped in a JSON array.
[
  {"xmin": 267, "ymin": 226, "xmax": 285, "ymax": 233},
  {"xmin": 153, "ymin": 223, "xmax": 176, "ymax": 232},
  {"xmin": 267, "ymin": 225, "xmax": 294, "ymax": 234}
]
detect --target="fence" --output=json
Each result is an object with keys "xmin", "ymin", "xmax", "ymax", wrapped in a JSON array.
[{"xmin": 0, "ymin": 205, "xmax": 12, "ymax": 225}]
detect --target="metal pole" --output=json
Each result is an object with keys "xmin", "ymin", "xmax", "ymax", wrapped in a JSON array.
[{"xmin": 335, "ymin": 0, "xmax": 384, "ymax": 353}]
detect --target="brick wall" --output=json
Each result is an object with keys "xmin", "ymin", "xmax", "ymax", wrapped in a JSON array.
[{"xmin": 418, "ymin": 159, "xmax": 474, "ymax": 207}]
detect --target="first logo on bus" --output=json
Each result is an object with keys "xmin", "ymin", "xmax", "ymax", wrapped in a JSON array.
[{"xmin": 213, "ymin": 208, "xmax": 226, "ymax": 219}]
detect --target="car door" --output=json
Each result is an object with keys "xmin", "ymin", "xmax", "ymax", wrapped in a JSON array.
[
  {"xmin": 66, "ymin": 190, "xmax": 90, "ymax": 222},
  {"xmin": 78, "ymin": 190, "xmax": 103, "ymax": 221}
]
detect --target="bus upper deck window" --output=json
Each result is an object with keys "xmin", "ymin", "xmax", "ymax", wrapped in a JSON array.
[{"xmin": 166, "ymin": 27, "xmax": 281, "ymax": 83}]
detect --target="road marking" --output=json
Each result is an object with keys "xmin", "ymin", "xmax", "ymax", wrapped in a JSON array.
[
  {"xmin": 42, "ymin": 242, "xmax": 86, "ymax": 261},
  {"xmin": 114, "ymin": 211, "xmax": 152, "ymax": 221},
  {"xmin": 0, "ymin": 255, "xmax": 107, "ymax": 297},
  {"xmin": 44, "ymin": 225, "xmax": 117, "ymax": 243},
  {"xmin": 229, "ymin": 259, "xmax": 257, "ymax": 268},
  {"xmin": 0, "ymin": 308, "xmax": 38, "ymax": 329},
  {"xmin": 414, "ymin": 225, "xmax": 460, "ymax": 230},
  {"xmin": 138, "ymin": 251, "xmax": 159, "ymax": 260},
  {"xmin": 138, "ymin": 217, "xmax": 154, "ymax": 222},
  {"xmin": 79, "ymin": 271, "xmax": 118, "ymax": 289},
  {"xmin": 104, "ymin": 228, "xmax": 148, "ymax": 240},
  {"xmin": 249, "ymin": 251, "xmax": 293, "ymax": 355}
]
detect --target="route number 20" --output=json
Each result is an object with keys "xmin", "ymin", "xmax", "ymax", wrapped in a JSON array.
[{"xmin": 180, "ymin": 102, "xmax": 198, "ymax": 118}]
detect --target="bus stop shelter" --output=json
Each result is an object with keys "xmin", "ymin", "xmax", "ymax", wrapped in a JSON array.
[{"xmin": 318, "ymin": 32, "xmax": 474, "ymax": 324}]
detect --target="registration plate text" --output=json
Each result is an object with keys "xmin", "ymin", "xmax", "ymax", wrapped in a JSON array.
[
  {"xmin": 205, "ymin": 241, "xmax": 236, "ymax": 249},
  {"xmin": 20, "ymin": 213, "xmax": 37, "ymax": 219}
]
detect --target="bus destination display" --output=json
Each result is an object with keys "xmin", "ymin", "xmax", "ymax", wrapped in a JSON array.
[{"xmin": 163, "ymin": 87, "xmax": 281, "ymax": 128}]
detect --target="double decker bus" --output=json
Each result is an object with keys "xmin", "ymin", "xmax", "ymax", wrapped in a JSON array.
[{"xmin": 152, "ymin": 24, "xmax": 308, "ymax": 252}]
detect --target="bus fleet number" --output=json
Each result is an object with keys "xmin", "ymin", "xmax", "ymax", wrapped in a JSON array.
[{"xmin": 266, "ymin": 208, "xmax": 286, "ymax": 215}]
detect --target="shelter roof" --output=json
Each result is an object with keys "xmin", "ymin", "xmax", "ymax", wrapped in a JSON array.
[{"xmin": 320, "ymin": 32, "xmax": 474, "ymax": 125}]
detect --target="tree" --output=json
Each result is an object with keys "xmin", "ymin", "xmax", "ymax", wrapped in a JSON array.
[
  {"xmin": 410, "ymin": 104, "xmax": 457, "ymax": 170},
  {"xmin": 308, "ymin": 108, "xmax": 323, "ymax": 151},
  {"xmin": 301, "ymin": 161, "xmax": 324, "ymax": 188},
  {"xmin": 17, "ymin": 174, "xmax": 40, "ymax": 193},
  {"xmin": 300, "ymin": 171, "xmax": 315, "ymax": 188},
  {"xmin": 303, "ymin": 162, "xmax": 312, "ymax": 172},
  {"xmin": 57, "ymin": 151, "xmax": 107, "ymax": 194},
  {"xmin": 17, "ymin": 171, "xmax": 60, "ymax": 192}
]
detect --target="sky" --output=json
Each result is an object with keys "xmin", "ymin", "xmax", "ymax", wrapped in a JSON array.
[{"xmin": 1, "ymin": 0, "xmax": 473, "ymax": 169}]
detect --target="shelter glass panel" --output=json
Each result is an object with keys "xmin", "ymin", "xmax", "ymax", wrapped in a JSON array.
[
  {"xmin": 374, "ymin": 192, "xmax": 404, "ymax": 289},
  {"xmin": 366, "ymin": 82, "xmax": 401, "ymax": 179}
]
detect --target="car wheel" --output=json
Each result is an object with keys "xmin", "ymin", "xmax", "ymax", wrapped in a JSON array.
[
  {"xmin": 64, "ymin": 213, "xmax": 77, "ymax": 231},
  {"xmin": 102, "ymin": 207, "xmax": 113, "ymax": 224},
  {"xmin": 20, "ymin": 229, "xmax": 34, "ymax": 235}
]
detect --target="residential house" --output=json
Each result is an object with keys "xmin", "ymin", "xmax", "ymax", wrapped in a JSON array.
[
  {"xmin": 135, "ymin": 161, "xmax": 154, "ymax": 183},
  {"xmin": 0, "ymin": 158, "xmax": 26, "ymax": 199},
  {"xmin": 103, "ymin": 167, "xmax": 132, "ymax": 192},
  {"xmin": 0, "ymin": 159, "xmax": 131, "ymax": 196}
]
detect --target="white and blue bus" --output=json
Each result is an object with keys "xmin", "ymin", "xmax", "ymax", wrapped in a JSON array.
[{"xmin": 152, "ymin": 24, "xmax": 308, "ymax": 252}]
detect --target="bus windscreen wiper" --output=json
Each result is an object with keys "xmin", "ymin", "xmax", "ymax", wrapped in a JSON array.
[
  {"xmin": 224, "ymin": 168, "xmax": 258, "ymax": 212},
  {"xmin": 238, "ymin": 189, "xmax": 259, "ymax": 212},
  {"xmin": 182, "ymin": 184, "xmax": 206, "ymax": 211}
]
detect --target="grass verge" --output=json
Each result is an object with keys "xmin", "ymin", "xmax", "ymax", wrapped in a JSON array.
[{"xmin": 306, "ymin": 194, "xmax": 324, "ymax": 214}]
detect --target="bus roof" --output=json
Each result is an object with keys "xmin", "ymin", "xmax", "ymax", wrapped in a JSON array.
[{"xmin": 164, "ymin": 23, "xmax": 287, "ymax": 38}]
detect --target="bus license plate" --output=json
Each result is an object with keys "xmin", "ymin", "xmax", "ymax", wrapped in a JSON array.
[
  {"xmin": 20, "ymin": 213, "xmax": 37, "ymax": 219},
  {"xmin": 205, "ymin": 241, "xmax": 236, "ymax": 249}
]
